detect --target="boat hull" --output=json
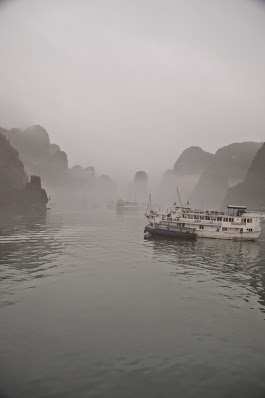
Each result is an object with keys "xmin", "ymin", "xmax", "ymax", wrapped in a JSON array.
[
  {"xmin": 145, "ymin": 226, "xmax": 196, "ymax": 240},
  {"xmin": 196, "ymin": 230, "xmax": 260, "ymax": 241}
]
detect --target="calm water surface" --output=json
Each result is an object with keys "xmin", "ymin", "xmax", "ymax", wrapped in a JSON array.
[{"xmin": 1, "ymin": 210, "xmax": 265, "ymax": 398}]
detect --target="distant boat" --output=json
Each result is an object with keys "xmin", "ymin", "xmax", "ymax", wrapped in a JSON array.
[{"xmin": 116, "ymin": 199, "xmax": 142, "ymax": 211}]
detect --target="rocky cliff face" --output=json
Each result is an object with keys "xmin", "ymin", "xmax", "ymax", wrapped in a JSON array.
[
  {"xmin": 191, "ymin": 142, "xmax": 262, "ymax": 209},
  {"xmin": 0, "ymin": 132, "xmax": 48, "ymax": 211},
  {"xmin": 1, "ymin": 124, "xmax": 117, "ymax": 209},
  {"xmin": 161, "ymin": 147, "xmax": 214, "ymax": 206},
  {"xmin": 0, "ymin": 132, "xmax": 27, "ymax": 207},
  {"xmin": 223, "ymin": 143, "xmax": 265, "ymax": 209},
  {"xmin": 7, "ymin": 125, "xmax": 51, "ymax": 162},
  {"xmin": 3, "ymin": 125, "xmax": 68, "ymax": 187},
  {"xmin": 173, "ymin": 146, "xmax": 214, "ymax": 176}
]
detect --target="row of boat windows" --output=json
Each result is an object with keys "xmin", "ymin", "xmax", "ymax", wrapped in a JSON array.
[
  {"xmin": 223, "ymin": 217, "xmax": 252, "ymax": 223},
  {"xmin": 222, "ymin": 227, "xmax": 253, "ymax": 232},
  {"xmin": 198, "ymin": 225, "xmax": 253, "ymax": 232},
  {"xmin": 182, "ymin": 215, "xmax": 252, "ymax": 223},
  {"xmin": 183, "ymin": 215, "xmax": 222, "ymax": 220}
]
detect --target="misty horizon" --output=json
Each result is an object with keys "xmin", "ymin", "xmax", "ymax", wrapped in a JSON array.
[{"xmin": 1, "ymin": 0, "xmax": 265, "ymax": 180}]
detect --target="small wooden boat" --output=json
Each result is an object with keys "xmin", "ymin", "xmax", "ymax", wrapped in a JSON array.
[{"xmin": 144, "ymin": 222, "xmax": 196, "ymax": 240}]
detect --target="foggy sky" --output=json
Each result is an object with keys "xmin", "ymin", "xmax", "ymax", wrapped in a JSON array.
[{"xmin": 0, "ymin": 0, "xmax": 265, "ymax": 180}]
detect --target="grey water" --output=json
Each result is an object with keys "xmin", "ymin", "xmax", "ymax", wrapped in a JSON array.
[{"xmin": 1, "ymin": 211, "xmax": 265, "ymax": 398}]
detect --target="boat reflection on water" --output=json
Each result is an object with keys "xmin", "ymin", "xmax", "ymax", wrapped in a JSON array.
[{"xmin": 145, "ymin": 230, "xmax": 265, "ymax": 312}]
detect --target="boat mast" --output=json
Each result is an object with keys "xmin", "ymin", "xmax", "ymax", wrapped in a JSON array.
[
  {"xmin": 145, "ymin": 193, "xmax": 152, "ymax": 216},
  {"xmin": 177, "ymin": 186, "xmax": 182, "ymax": 207}
]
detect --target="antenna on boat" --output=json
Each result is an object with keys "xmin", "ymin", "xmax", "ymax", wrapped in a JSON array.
[
  {"xmin": 145, "ymin": 193, "xmax": 152, "ymax": 216},
  {"xmin": 177, "ymin": 186, "xmax": 182, "ymax": 207}
]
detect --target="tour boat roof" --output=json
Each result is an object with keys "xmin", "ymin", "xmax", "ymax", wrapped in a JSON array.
[{"xmin": 227, "ymin": 205, "xmax": 247, "ymax": 210}]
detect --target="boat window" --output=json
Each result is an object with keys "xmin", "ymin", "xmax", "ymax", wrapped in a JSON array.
[
  {"xmin": 229, "ymin": 217, "xmax": 234, "ymax": 222},
  {"xmin": 222, "ymin": 227, "xmax": 227, "ymax": 231},
  {"xmin": 247, "ymin": 219, "xmax": 252, "ymax": 223},
  {"xmin": 217, "ymin": 217, "xmax": 222, "ymax": 221},
  {"xmin": 223, "ymin": 217, "xmax": 228, "ymax": 222},
  {"xmin": 199, "ymin": 225, "xmax": 204, "ymax": 229},
  {"xmin": 206, "ymin": 216, "xmax": 210, "ymax": 220},
  {"xmin": 247, "ymin": 228, "xmax": 253, "ymax": 232},
  {"xmin": 241, "ymin": 218, "xmax": 247, "ymax": 223}
]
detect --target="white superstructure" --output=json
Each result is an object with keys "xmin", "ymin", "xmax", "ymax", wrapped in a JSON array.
[
  {"xmin": 247, "ymin": 210, "xmax": 265, "ymax": 222},
  {"xmin": 116, "ymin": 199, "xmax": 142, "ymax": 211},
  {"xmin": 146, "ymin": 204, "xmax": 261, "ymax": 241}
]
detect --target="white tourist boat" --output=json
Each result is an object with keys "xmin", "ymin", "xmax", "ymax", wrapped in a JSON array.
[
  {"xmin": 146, "ymin": 203, "xmax": 261, "ymax": 241},
  {"xmin": 116, "ymin": 199, "xmax": 142, "ymax": 211}
]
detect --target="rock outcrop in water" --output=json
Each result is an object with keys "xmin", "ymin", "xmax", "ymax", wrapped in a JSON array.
[
  {"xmin": 21, "ymin": 175, "xmax": 49, "ymax": 210},
  {"xmin": 191, "ymin": 142, "xmax": 262, "ymax": 209},
  {"xmin": 161, "ymin": 146, "xmax": 213, "ymax": 206},
  {"xmin": 223, "ymin": 142, "xmax": 265, "ymax": 209},
  {"xmin": 0, "ymin": 131, "xmax": 48, "ymax": 211},
  {"xmin": 0, "ymin": 132, "xmax": 27, "ymax": 208}
]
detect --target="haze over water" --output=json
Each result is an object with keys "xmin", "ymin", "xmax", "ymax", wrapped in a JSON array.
[
  {"xmin": 1, "ymin": 0, "xmax": 265, "ymax": 179},
  {"xmin": 1, "ymin": 210, "xmax": 265, "ymax": 398}
]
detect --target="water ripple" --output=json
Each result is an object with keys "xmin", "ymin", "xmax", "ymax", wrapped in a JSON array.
[{"xmin": 1, "ymin": 211, "xmax": 265, "ymax": 397}]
